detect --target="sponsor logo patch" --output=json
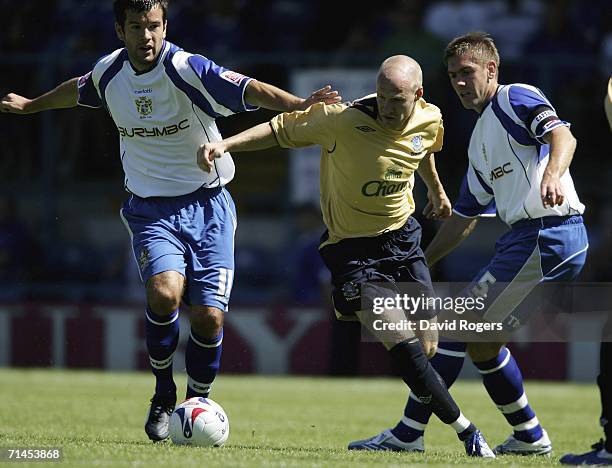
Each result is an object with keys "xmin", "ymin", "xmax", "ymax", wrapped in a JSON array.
[
  {"xmin": 77, "ymin": 72, "xmax": 92, "ymax": 88},
  {"xmin": 355, "ymin": 125, "xmax": 376, "ymax": 132},
  {"xmin": 361, "ymin": 180, "xmax": 408, "ymax": 197},
  {"xmin": 220, "ymin": 70, "xmax": 246, "ymax": 86},
  {"xmin": 534, "ymin": 109, "xmax": 555, "ymax": 122},
  {"xmin": 384, "ymin": 167, "xmax": 403, "ymax": 180}
]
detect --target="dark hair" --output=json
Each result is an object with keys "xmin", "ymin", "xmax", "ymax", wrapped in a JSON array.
[
  {"xmin": 444, "ymin": 32, "xmax": 500, "ymax": 68},
  {"xmin": 113, "ymin": 0, "xmax": 168, "ymax": 27}
]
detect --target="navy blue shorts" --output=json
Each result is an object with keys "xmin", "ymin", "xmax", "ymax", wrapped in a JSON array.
[
  {"xmin": 319, "ymin": 217, "xmax": 434, "ymax": 321},
  {"xmin": 120, "ymin": 186, "xmax": 237, "ymax": 311}
]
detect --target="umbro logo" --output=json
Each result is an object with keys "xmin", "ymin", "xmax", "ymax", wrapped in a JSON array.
[{"xmin": 355, "ymin": 125, "xmax": 376, "ymax": 133}]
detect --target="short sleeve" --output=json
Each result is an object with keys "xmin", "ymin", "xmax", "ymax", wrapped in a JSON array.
[
  {"xmin": 187, "ymin": 55, "xmax": 258, "ymax": 114},
  {"xmin": 430, "ymin": 118, "xmax": 444, "ymax": 153},
  {"xmin": 77, "ymin": 71, "xmax": 102, "ymax": 108},
  {"xmin": 270, "ymin": 102, "xmax": 338, "ymax": 151},
  {"xmin": 453, "ymin": 166, "xmax": 496, "ymax": 218},
  {"xmin": 507, "ymin": 85, "xmax": 569, "ymax": 144}
]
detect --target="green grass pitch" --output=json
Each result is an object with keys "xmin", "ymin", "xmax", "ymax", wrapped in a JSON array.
[{"xmin": 0, "ymin": 369, "xmax": 601, "ymax": 467}]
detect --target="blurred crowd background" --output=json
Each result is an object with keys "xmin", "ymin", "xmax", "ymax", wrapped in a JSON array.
[{"xmin": 1, "ymin": 0, "xmax": 611, "ymax": 306}]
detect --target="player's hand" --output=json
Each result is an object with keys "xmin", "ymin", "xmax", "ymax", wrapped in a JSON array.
[
  {"xmin": 423, "ymin": 189, "xmax": 452, "ymax": 220},
  {"xmin": 298, "ymin": 85, "xmax": 341, "ymax": 111},
  {"xmin": 416, "ymin": 317, "xmax": 438, "ymax": 359},
  {"xmin": 1, "ymin": 93, "xmax": 33, "ymax": 114},
  {"xmin": 540, "ymin": 172, "xmax": 564, "ymax": 208},
  {"xmin": 197, "ymin": 142, "xmax": 226, "ymax": 173}
]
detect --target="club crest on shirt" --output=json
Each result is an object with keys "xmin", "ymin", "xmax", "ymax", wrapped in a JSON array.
[
  {"xmin": 410, "ymin": 135, "xmax": 423, "ymax": 153},
  {"xmin": 137, "ymin": 247, "xmax": 150, "ymax": 272},
  {"xmin": 135, "ymin": 96, "xmax": 153, "ymax": 118}
]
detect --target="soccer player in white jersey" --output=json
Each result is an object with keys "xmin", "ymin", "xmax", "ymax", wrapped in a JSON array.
[
  {"xmin": 0, "ymin": 0, "xmax": 340, "ymax": 442},
  {"xmin": 349, "ymin": 32, "xmax": 589, "ymax": 455}
]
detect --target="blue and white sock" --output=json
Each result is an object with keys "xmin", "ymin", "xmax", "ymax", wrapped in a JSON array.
[
  {"xmin": 185, "ymin": 328, "xmax": 223, "ymax": 399},
  {"xmin": 145, "ymin": 307, "xmax": 179, "ymax": 397},
  {"xmin": 392, "ymin": 342, "xmax": 467, "ymax": 442},
  {"xmin": 474, "ymin": 346, "xmax": 543, "ymax": 443}
]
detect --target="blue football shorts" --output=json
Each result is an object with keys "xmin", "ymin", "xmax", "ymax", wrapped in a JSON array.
[
  {"xmin": 120, "ymin": 186, "xmax": 236, "ymax": 311},
  {"xmin": 468, "ymin": 215, "xmax": 588, "ymax": 327}
]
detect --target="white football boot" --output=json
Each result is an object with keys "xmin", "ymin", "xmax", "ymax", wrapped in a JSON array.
[
  {"xmin": 348, "ymin": 429, "xmax": 424, "ymax": 452},
  {"xmin": 494, "ymin": 429, "xmax": 552, "ymax": 455}
]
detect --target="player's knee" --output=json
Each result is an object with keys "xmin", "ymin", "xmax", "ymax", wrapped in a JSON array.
[
  {"xmin": 467, "ymin": 342, "xmax": 504, "ymax": 362},
  {"xmin": 190, "ymin": 306, "xmax": 224, "ymax": 338},
  {"xmin": 147, "ymin": 286, "xmax": 182, "ymax": 315},
  {"xmin": 146, "ymin": 272, "xmax": 184, "ymax": 315}
]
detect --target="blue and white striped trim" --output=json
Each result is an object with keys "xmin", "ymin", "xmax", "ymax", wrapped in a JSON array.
[
  {"xmin": 477, "ymin": 348, "xmax": 511, "ymax": 375},
  {"xmin": 189, "ymin": 331, "xmax": 223, "ymax": 348},
  {"xmin": 119, "ymin": 207, "xmax": 143, "ymax": 283},
  {"xmin": 146, "ymin": 310, "xmax": 179, "ymax": 326},
  {"xmin": 497, "ymin": 392, "xmax": 528, "ymax": 414},
  {"xmin": 514, "ymin": 416, "xmax": 540, "ymax": 431},
  {"xmin": 216, "ymin": 268, "xmax": 234, "ymax": 300},
  {"xmin": 400, "ymin": 416, "xmax": 427, "ymax": 431}
]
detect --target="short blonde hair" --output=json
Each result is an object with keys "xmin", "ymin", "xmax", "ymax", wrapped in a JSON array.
[{"xmin": 444, "ymin": 32, "xmax": 500, "ymax": 68}]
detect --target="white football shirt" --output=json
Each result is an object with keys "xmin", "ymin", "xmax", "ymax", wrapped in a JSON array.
[
  {"xmin": 77, "ymin": 41, "xmax": 257, "ymax": 197},
  {"xmin": 454, "ymin": 83, "xmax": 585, "ymax": 225}
]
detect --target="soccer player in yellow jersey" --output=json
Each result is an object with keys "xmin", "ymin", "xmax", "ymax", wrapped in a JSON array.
[{"xmin": 199, "ymin": 55, "xmax": 495, "ymax": 457}]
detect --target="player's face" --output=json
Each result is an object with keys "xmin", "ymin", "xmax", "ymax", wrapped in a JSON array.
[
  {"xmin": 376, "ymin": 79, "xmax": 420, "ymax": 131},
  {"xmin": 447, "ymin": 55, "xmax": 497, "ymax": 113},
  {"xmin": 116, "ymin": 5, "xmax": 167, "ymax": 72}
]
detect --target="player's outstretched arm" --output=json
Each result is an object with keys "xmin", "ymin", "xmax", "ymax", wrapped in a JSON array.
[
  {"xmin": 198, "ymin": 122, "xmax": 279, "ymax": 173},
  {"xmin": 1, "ymin": 78, "xmax": 79, "ymax": 115},
  {"xmin": 417, "ymin": 153, "xmax": 452, "ymax": 220},
  {"xmin": 540, "ymin": 126, "xmax": 576, "ymax": 208},
  {"xmin": 424, "ymin": 214, "xmax": 478, "ymax": 267},
  {"xmin": 244, "ymin": 80, "xmax": 341, "ymax": 112}
]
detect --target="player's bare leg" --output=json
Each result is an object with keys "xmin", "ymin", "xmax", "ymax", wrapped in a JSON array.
[
  {"xmin": 350, "ymin": 308, "xmax": 494, "ymax": 457},
  {"xmin": 467, "ymin": 341, "xmax": 552, "ymax": 455},
  {"xmin": 143, "ymin": 271, "xmax": 185, "ymax": 441}
]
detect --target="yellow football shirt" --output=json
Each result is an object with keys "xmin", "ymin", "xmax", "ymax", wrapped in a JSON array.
[{"xmin": 270, "ymin": 94, "xmax": 444, "ymax": 246}]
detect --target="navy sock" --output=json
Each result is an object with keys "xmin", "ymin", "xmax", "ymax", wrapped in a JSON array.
[
  {"xmin": 474, "ymin": 346, "xmax": 543, "ymax": 443},
  {"xmin": 392, "ymin": 341, "xmax": 467, "ymax": 442},
  {"xmin": 145, "ymin": 307, "xmax": 179, "ymax": 397},
  {"xmin": 185, "ymin": 328, "xmax": 223, "ymax": 399}
]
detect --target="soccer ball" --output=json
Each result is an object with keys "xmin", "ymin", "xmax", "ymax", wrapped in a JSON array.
[{"xmin": 169, "ymin": 397, "xmax": 229, "ymax": 447}]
